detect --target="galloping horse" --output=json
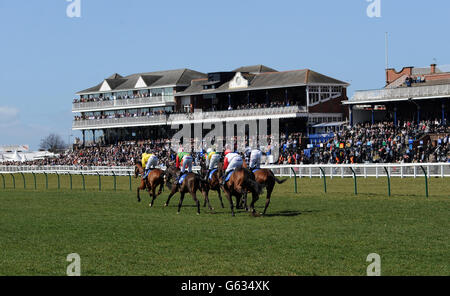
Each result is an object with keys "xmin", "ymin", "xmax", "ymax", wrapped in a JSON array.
[
  {"xmin": 243, "ymin": 161, "xmax": 287, "ymax": 215},
  {"xmin": 163, "ymin": 164, "xmax": 208, "ymax": 215},
  {"xmin": 199, "ymin": 160, "xmax": 225, "ymax": 210},
  {"xmin": 217, "ymin": 161, "xmax": 262, "ymax": 216},
  {"xmin": 134, "ymin": 161, "xmax": 165, "ymax": 207}
]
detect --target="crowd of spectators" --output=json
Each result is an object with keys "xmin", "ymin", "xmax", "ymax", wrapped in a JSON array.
[
  {"xmin": 73, "ymin": 92, "xmax": 155, "ymax": 104},
  {"xmin": 278, "ymin": 120, "xmax": 449, "ymax": 164},
  {"xmin": 405, "ymin": 76, "xmax": 426, "ymax": 87},
  {"xmin": 3, "ymin": 120, "xmax": 449, "ymax": 167}
]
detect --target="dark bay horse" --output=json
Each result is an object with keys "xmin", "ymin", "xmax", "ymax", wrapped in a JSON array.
[
  {"xmin": 163, "ymin": 165, "xmax": 208, "ymax": 215},
  {"xmin": 199, "ymin": 160, "xmax": 225, "ymax": 210},
  {"xmin": 134, "ymin": 161, "xmax": 165, "ymax": 207},
  {"xmin": 217, "ymin": 161, "xmax": 262, "ymax": 217},
  {"xmin": 244, "ymin": 165, "xmax": 288, "ymax": 215}
]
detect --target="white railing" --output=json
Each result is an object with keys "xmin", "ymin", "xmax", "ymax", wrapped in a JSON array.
[
  {"xmin": 72, "ymin": 105, "xmax": 307, "ymax": 129},
  {"xmin": 72, "ymin": 96, "xmax": 175, "ymax": 112},
  {"xmin": 1, "ymin": 163, "xmax": 449, "ymax": 178},
  {"xmin": 73, "ymin": 114, "xmax": 168, "ymax": 129},
  {"xmin": 352, "ymin": 84, "xmax": 450, "ymax": 102}
]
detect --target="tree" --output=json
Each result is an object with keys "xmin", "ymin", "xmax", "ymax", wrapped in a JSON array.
[{"xmin": 40, "ymin": 133, "xmax": 67, "ymax": 153}]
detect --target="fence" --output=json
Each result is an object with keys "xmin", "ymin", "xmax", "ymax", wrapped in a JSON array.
[{"xmin": 1, "ymin": 163, "xmax": 449, "ymax": 197}]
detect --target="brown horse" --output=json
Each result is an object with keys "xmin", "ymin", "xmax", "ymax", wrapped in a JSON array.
[
  {"xmin": 163, "ymin": 165, "xmax": 208, "ymax": 215},
  {"xmin": 217, "ymin": 161, "xmax": 262, "ymax": 216},
  {"xmin": 134, "ymin": 161, "xmax": 165, "ymax": 207},
  {"xmin": 199, "ymin": 161, "xmax": 225, "ymax": 210},
  {"xmin": 245, "ymin": 166, "xmax": 287, "ymax": 215}
]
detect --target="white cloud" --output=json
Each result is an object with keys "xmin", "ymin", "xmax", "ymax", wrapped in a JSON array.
[{"xmin": 0, "ymin": 106, "xmax": 19, "ymax": 124}]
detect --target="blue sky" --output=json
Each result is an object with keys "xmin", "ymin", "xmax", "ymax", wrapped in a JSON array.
[{"xmin": 0, "ymin": 0, "xmax": 449, "ymax": 150}]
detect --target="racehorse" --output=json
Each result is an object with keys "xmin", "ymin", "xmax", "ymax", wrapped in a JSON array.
[
  {"xmin": 243, "ymin": 161, "xmax": 287, "ymax": 215},
  {"xmin": 134, "ymin": 161, "xmax": 165, "ymax": 208},
  {"xmin": 163, "ymin": 163, "xmax": 208, "ymax": 215},
  {"xmin": 217, "ymin": 161, "xmax": 262, "ymax": 217},
  {"xmin": 199, "ymin": 160, "xmax": 225, "ymax": 210}
]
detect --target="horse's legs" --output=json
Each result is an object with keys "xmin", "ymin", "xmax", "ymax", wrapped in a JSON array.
[
  {"xmin": 217, "ymin": 189, "xmax": 225, "ymax": 208},
  {"xmin": 157, "ymin": 179, "xmax": 163, "ymax": 195},
  {"xmin": 190, "ymin": 191, "xmax": 201, "ymax": 215},
  {"xmin": 177, "ymin": 192, "xmax": 186, "ymax": 214},
  {"xmin": 164, "ymin": 186, "xmax": 178, "ymax": 207},
  {"xmin": 203, "ymin": 188, "xmax": 208, "ymax": 207},
  {"xmin": 149, "ymin": 186, "xmax": 157, "ymax": 207},
  {"xmin": 137, "ymin": 181, "xmax": 145, "ymax": 202},
  {"xmin": 223, "ymin": 189, "xmax": 235, "ymax": 217},
  {"xmin": 262, "ymin": 183, "xmax": 274, "ymax": 215},
  {"xmin": 249, "ymin": 190, "xmax": 260, "ymax": 215},
  {"xmin": 203, "ymin": 189, "xmax": 214, "ymax": 211}
]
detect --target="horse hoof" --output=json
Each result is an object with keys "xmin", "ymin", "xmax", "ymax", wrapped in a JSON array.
[
  {"xmin": 164, "ymin": 203, "xmax": 168, "ymax": 207},
  {"xmin": 197, "ymin": 213, "xmax": 200, "ymax": 216},
  {"xmin": 149, "ymin": 204, "xmax": 153, "ymax": 208},
  {"xmin": 177, "ymin": 212, "xmax": 180, "ymax": 215}
]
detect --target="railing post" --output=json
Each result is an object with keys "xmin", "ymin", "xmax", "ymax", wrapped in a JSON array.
[
  {"xmin": 128, "ymin": 171, "xmax": 132, "ymax": 191},
  {"xmin": 319, "ymin": 167, "xmax": 327, "ymax": 193},
  {"xmin": 81, "ymin": 172, "xmax": 86, "ymax": 191},
  {"xmin": 350, "ymin": 167, "xmax": 357, "ymax": 195},
  {"xmin": 10, "ymin": 173, "xmax": 15, "ymax": 189},
  {"xmin": 112, "ymin": 171, "xmax": 116, "ymax": 191},
  {"xmin": 1, "ymin": 174, "xmax": 5, "ymax": 189},
  {"xmin": 44, "ymin": 172, "xmax": 48, "ymax": 190},
  {"xmin": 384, "ymin": 167, "xmax": 391, "ymax": 197},
  {"xmin": 20, "ymin": 172, "xmax": 26, "ymax": 189},
  {"xmin": 56, "ymin": 172, "xmax": 60, "ymax": 190},
  {"xmin": 97, "ymin": 172, "xmax": 101, "ymax": 191},
  {"xmin": 290, "ymin": 167, "xmax": 298, "ymax": 194},
  {"xmin": 32, "ymin": 172, "xmax": 37, "ymax": 190},
  {"xmin": 419, "ymin": 166, "xmax": 429, "ymax": 198}
]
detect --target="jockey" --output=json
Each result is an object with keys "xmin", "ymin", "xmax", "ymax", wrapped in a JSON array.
[
  {"xmin": 221, "ymin": 149, "xmax": 243, "ymax": 186},
  {"xmin": 142, "ymin": 148, "xmax": 158, "ymax": 179},
  {"xmin": 204, "ymin": 147, "xmax": 221, "ymax": 177},
  {"xmin": 249, "ymin": 145, "xmax": 262, "ymax": 170},
  {"xmin": 175, "ymin": 148, "xmax": 193, "ymax": 182}
]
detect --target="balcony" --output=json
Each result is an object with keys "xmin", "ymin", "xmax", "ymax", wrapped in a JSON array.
[
  {"xmin": 72, "ymin": 96, "xmax": 175, "ymax": 112},
  {"xmin": 72, "ymin": 105, "xmax": 307, "ymax": 130},
  {"xmin": 350, "ymin": 84, "xmax": 450, "ymax": 104}
]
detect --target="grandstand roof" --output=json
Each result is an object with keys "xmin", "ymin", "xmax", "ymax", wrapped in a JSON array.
[
  {"xmin": 76, "ymin": 69, "xmax": 207, "ymax": 95},
  {"xmin": 176, "ymin": 69, "xmax": 349, "ymax": 96},
  {"xmin": 233, "ymin": 65, "xmax": 278, "ymax": 73}
]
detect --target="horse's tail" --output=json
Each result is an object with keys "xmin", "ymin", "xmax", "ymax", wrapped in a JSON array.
[
  {"xmin": 270, "ymin": 170, "xmax": 288, "ymax": 184},
  {"xmin": 244, "ymin": 177, "xmax": 263, "ymax": 195}
]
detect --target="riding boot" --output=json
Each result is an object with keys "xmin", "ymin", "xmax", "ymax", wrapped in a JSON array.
[{"xmin": 142, "ymin": 169, "xmax": 148, "ymax": 180}]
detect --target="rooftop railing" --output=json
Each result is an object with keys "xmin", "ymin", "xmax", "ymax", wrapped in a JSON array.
[
  {"xmin": 72, "ymin": 105, "xmax": 307, "ymax": 129},
  {"xmin": 72, "ymin": 96, "xmax": 175, "ymax": 111},
  {"xmin": 351, "ymin": 84, "xmax": 450, "ymax": 102}
]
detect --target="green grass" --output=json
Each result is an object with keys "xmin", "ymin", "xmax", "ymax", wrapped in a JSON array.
[{"xmin": 0, "ymin": 174, "xmax": 449, "ymax": 276}]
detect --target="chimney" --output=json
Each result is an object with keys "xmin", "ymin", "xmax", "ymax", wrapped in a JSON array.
[{"xmin": 431, "ymin": 64, "xmax": 436, "ymax": 74}]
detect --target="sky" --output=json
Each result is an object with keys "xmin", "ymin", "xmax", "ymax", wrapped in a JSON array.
[{"xmin": 0, "ymin": 0, "xmax": 449, "ymax": 150}]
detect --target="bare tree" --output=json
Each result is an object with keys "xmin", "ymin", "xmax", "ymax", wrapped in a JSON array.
[{"xmin": 40, "ymin": 134, "xmax": 67, "ymax": 153}]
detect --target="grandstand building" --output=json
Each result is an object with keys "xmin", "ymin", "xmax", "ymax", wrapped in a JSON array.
[
  {"xmin": 346, "ymin": 64, "xmax": 450, "ymax": 126},
  {"xmin": 72, "ymin": 65, "xmax": 349, "ymax": 146}
]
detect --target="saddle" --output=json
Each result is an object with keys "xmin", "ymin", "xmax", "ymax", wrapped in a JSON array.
[
  {"xmin": 208, "ymin": 168, "xmax": 218, "ymax": 180},
  {"xmin": 224, "ymin": 170, "xmax": 235, "ymax": 182},
  {"xmin": 178, "ymin": 173, "xmax": 188, "ymax": 184},
  {"xmin": 142, "ymin": 168, "xmax": 153, "ymax": 179}
]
